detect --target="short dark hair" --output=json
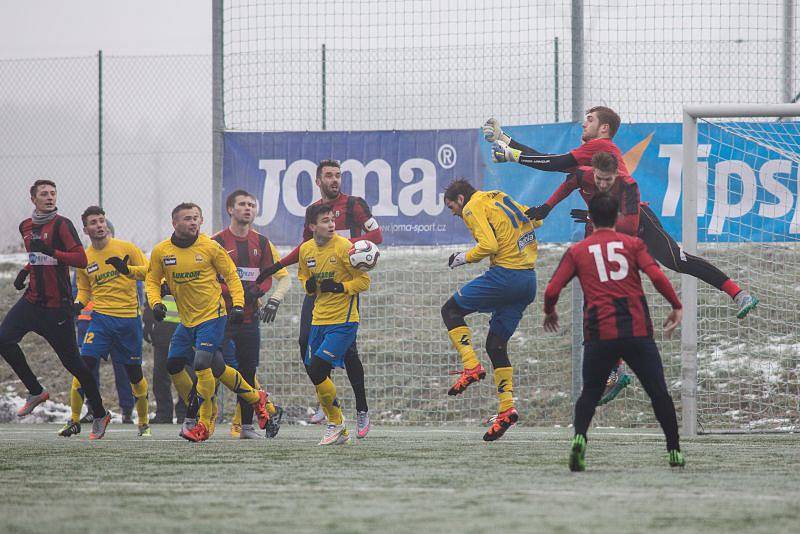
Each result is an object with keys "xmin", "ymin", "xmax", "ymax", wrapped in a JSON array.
[
  {"xmin": 171, "ymin": 202, "xmax": 202, "ymax": 219},
  {"xmin": 81, "ymin": 205, "xmax": 105, "ymax": 226},
  {"xmin": 443, "ymin": 178, "xmax": 476, "ymax": 203},
  {"xmin": 30, "ymin": 179, "xmax": 56, "ymax": 198},
  {"xmin": 587, "ymin": 106, "xmax": 621, "ymax": 138},
  {"xmin": 316, "ymin": 159, "xmax": 341, "ymax": 180},
  {"xmin": 305, "ymin": 204, "xmax": 333, "ymax": 227},
  {"xmin": 589, "ymin": 193, "xmax": 619, "ymax": 228},
  {"xmin": 591, "ymin": 151, "xmax": 618, "ymax": 174},
  {"xmin": 226, "ymin": 189, "xmax": 256, "ymax": 212}
]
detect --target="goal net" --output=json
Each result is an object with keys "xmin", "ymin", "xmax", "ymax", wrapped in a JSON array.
[{"xmin": 683, "ymin": 105, "xmax": 800, "ymax": 433}]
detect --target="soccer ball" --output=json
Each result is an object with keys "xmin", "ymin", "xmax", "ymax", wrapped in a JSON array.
[{"xmin": 349, "ymin": 240, "xmax": 380, "ymax": 272}]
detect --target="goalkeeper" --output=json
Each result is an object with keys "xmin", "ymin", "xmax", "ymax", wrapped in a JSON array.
[
  {"xmin": 441, "ymin": 179, "xmax": 541, "ymax": 442},
  {"xmin": 485, "ymin": 107, "xmax": 758, "ymax": 320}
]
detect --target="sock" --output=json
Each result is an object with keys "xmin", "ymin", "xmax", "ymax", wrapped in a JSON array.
[
  {"xmin": 131, "ymin": 377, "xmax": 149, "ymax": 426},
  {"xmin": 494, "ymin": 366, "xmax": 515, "ymax": 412},
  {"xmin": 233, "ymin": 402, "xmax": 242, "ymax": 426},
  {"xmin": 195, "ymin": 368, "xmax": 215, "ymax": 428},
  {"xmin": 315, "ymin": 377, "xmax": 343, "ymax": 426},
  {"xmin": 447, "ymin": 326, "xmax": 480, "ymax": 369},
  {"xmin": 218, "ymin": 365, "xmax": 259, "ymax": 405},
  {"xmin": 721, "ymin": 279, "xmax": 742, "ymax": 299},
  {"xmin": 70, "ymin": 377, "xmax": 83, "ymax": 423},
  {"xmin": 170, "ymin": 369, "xmax": 194, "ymax": 404}
]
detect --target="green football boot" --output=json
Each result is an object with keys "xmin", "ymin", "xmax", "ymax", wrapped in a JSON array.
[
  {"xmin": 569, "ymin": 434, "xmax": 587, "ymax": 472},
  {"xmin": 668, "ymin": 449, "xmax": 685, "ymax": 468}
]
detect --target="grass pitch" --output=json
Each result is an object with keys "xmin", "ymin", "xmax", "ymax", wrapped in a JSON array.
[{"xmin": 0, "ymin": 424, "xmax": 798, "ymax": 533}]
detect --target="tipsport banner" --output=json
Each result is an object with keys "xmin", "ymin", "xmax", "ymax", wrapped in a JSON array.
[
  {"xmin": 223, "ymin": 123, "xmax": 800, "ymax": 245},
  {"xmin": 222, "ymin": 130, "xmax": 482, "ymax": 246}
]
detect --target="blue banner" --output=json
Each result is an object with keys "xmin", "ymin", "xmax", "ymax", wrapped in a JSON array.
[
  {"xmin": 223, "ymin": 130, "xmax": 482, "ymax": 246},
  {"xmin": 223, "ymin": 122, "xmax": 800, "ymax": 245}
]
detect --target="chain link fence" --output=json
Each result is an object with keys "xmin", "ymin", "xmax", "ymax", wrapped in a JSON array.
[{"xmin": 0, "ymin": 54, "xmax": 211, "ymax": 252}]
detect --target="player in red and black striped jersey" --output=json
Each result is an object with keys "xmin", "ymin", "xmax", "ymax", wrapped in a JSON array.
[
  {"xmin": 0, "ymin": 180, "xmax": 111, "ymax": 438},
  {"xmin": 543, "ymin": 193, "xmax": 685, "ymax": 470},
  {"xmin": 256, "ymin": 159, "xmax": 382, "ymax": 437},
  {"xmin": 212, "ymin": 189, "xmax": 290, "ymax": 438}
]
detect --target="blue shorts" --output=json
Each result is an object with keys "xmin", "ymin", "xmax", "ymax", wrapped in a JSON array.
[
  {"xmin": 168, "ymin": 316, "xmax": 227, "ymax": 363},
  {"xmin": 80, "ymin": 312, "xmax": 143, "ymax": 366},
  {"xmin": 306, "ymin": 322, "xmax": 359, "ymax": 369},
  {"xmin": 453, "ymin": 266, "xmax": 537, "ymax": 341}
]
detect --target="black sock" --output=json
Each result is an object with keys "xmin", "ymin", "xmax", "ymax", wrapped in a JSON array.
[
  {"xmin": 0, "ymin": 344, "xmax": 43, "ymax": 395},
  {"xmin": 345, "ymin": 353, "xmax": 368, "ymax": 413}
]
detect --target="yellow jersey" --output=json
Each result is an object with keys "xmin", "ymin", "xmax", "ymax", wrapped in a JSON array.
[
  {"xmin": 76, "ymin": 238, "xmax": 147, "ymax": 318},
  {"xmin": 462, "ymin": 190, "xmax": 542, "ymax": 270},
  {"xmin": 145, "ymin": 233, "xmax": 244, "ymax": 327},
  {"xmin": 298, "ymin": 234, "xmax": 370, "ymax": 325}
]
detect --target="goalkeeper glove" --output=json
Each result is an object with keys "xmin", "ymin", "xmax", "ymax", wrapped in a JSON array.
[
  {"xmin": 105, "ymin": 255, "xmax": 130, "ymax": 275},
  {"xmin": 255, "ymin": 261, "xmax": 283, "ymax": 285},
  {"xmin": 448, "ymin": 252, "xmax": 467, "ymax": 269},
  {"xmin": 320, "ymin": 279, "xmax": 345, "ymax": 293},
  {"xmin": 491, "ymin": 142, "xmax": 521, "ymax": 163},
  {"xmin": 152, "ymin": 303, "xmax": 168, "ymax": 322},
  {"xmin": 29, "ymin": 238, "xmax": 55, "ymax": 257},
  {"xmin": 305, "ymin": 277, "xmax": 317, "ymax": 294},
  {"xmin": 526, "ymin": 204, "xmax": 552, "ymax": 221},
  {"xmin": 229, "ymin": 305, "xmax": 245, "ymax": 324},
  {"xmin": 13, "ymin": 269, "xmax": 28, "ymax": 291},
  {"xmin": 482, "ymin": 118, "xmax": 511, "ymax": 144},
  {"xmin": 260, "ymin": 298, "xmax": 281, "ymax": 323},
  {"xmin": 570, "ymin": 209, "xmax": 590, "ymax": 224}
]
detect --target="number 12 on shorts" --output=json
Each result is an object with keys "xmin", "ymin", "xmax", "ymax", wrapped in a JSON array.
[{"xmin": 588, "ymin": 242, "xmax": 629, "ymax": 282}]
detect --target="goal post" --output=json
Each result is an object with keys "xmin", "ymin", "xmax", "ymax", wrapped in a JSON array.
[{"xmin": 681, "ymin": 103, "xmax": 800, "ymax": 436}]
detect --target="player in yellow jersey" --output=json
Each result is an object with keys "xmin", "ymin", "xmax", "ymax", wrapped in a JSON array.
[
  {"xmin": 138, "ymin": 202, "xmax": 268, "ymax": 442},
  {"xmin": 298, "ymin": 204, "xmax": 370, "ymax": 446},
  {"xmin": 442, "ymin": 179, "xmax": 542, "ymax": 441},
  {"xmin": 56, "ymin": 206, "xmax": 151, "ymax": 438}
]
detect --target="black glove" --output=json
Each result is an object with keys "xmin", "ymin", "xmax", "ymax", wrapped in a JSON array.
[
  {"xmin": 160, "ymin": 282, "xmax": 171, "ymax": 297},
  {"xmin": 142, "ymin": 321, "xmax": 153, "ymax": 344},
  {"xmin": 525, "ymin": 204, "xmax": 552, "ymax": 220},
  {"xmin": 570, "ymin": 209, "xmax": 590, "ymax": 224},
  {"xmin": 244, "ymin": 284, "xmax": 266, "ymax": 305},
  {"xmin": 152, "ymin": 303, "xmax": 168, "ymax": 322},
  {"xmin": 229, "ymin": 305, "xmax": 245, "ymax": 324},
  {"xmin": 305, "ymin": 277, "xmax": 317, "ymax": 294},
  {"xmin": 13, "ymin": 269, "xmax": 28, "ymax": 291},
  {"xmin": 320, "ymin": 279, "xmax": 345, "ymax": 293},
  {"xmin": 29, "ymin": 238, "xmax": 55, "ymax": 257},
  {"xmin": 260, "ymin": 298, "xmax": 281, "ymax": 323},
  {"xmin": 255, "ymin": 261, "xmax": 283, "ymax": 285},
  {"xmin": 105, "ymin": 255, "xmax": 130, "ymax": 275},
  {"xmin": 73, "ymin": 301, "xmax": 85, "ymax": 315}
]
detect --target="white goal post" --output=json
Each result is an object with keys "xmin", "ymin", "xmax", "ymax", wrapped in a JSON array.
[{"xmin": 681, "ymin": 103, "xmax": 800, "ymax": 436}]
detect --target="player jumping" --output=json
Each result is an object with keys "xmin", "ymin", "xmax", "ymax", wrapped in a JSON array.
[
  {"xmin": 1, "ymin": 180, "xmax": 111, "ymax": 439},
  {"xmin": 298, "ymin": 204, "xmax": 371, "ymax": 445},
  {"xmin": 442, "ymin": 179, "xmax": 541, "ymax": 441},
  {"xmin": 213, "ymin": 189, "xmax": 290, "ymax": 439},
  {"xmin": 543, "ymin": 193, "xmax": 685, "ymax": 470},
  {"xmin": 59, "ymin": 206, "xmax": 151, "ymax": 438},
  {"xmin": 138, "ymin": 202, "xmax": 268, "ymax": 442},
  {"xmin": 256, "ymin": 159, "xmax": 382, "ymax": 437}
]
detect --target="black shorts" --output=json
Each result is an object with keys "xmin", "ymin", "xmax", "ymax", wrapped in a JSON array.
[{"xmin": 0, "ymin": 297, "xmax": 78, "ymax": 356}]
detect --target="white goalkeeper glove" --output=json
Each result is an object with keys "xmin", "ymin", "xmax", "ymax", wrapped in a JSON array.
[
  {"xmin": 482, "ymin": 118, "xmax": 511, "ymax": 144},
  {"xmin": 448, "ymin": 252, "xmax": 467, "ymax": 269},
  {"xmin": 491, "ymin": 142, "xmax": 521, "ymax": 163}
]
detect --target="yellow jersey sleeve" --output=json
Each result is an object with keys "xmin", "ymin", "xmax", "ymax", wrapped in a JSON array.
[
  {"xmin": 463, "ymin": 200, "xmax": 500, "ymax": 264},
  {"xmin": 76, "ymin": 267, "xmax": 91, "ymax": 305},
  {"xmin": 126, "ymin": 244, "xmax": 149, "ymax": 281},
  {"xmin": 298, "ymin": 242, "xmax": 313, "ymax": 294},
  {"xmin": 145, "ymin": 243, "xmax": 165, "ymax": 308}
]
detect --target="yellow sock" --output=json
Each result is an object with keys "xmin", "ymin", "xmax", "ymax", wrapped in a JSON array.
[
  {"xmin": 196, "ymin": 368, "xmax": 215, "ymax": 427},
  {"xmin": 233, "ymin": 401, "xmax": 242, "ymax": 426},
  {"xmin": 218, "ymin": 365, "xmax": 259, "ymax": 405},
  {"xmin": 170, "ymin": 369, "xmax": 194, "ymax": 404},
  {"xmin": 131, "ymin": 377, "xmax": 149, "ymax": 425},
  {"xmin": 494, "ymin": 366, "xmax": 515, "ymax": 412},
  {"xmin": 447, "ymin": 326, "xmax": 480, "ymax": 369},
  {"xmin": 69, "ymin": 377, "xmax": 83, "ymax": 423},
  {"xmin": 315, "ymin": 377, "xmax": 343, "ymax": 425}
]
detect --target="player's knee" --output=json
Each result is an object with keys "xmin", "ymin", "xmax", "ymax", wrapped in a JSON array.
[
  {"xmin": 126, "ymin": 364, "xmax": 143, "ymax": 384},
  {"xmin": 441, "ymin": 297, "xmax": 467, "ymax": 330},
  {"xmin": 166, "ymin": 358, "xmax": 186, "ymax": 375},
  {"xmin": 308, "ymin": 357, "xmax": 331, "ymax": 386},
  {"xmin": 485, "ymin": 333, "xmax": 511, "ymax": 369},
  {"xmin": 209, "ymin": 351, "xmax": 227, "ymax": 377},
  {"xmin": 193, "ymin": 349, "xmax": 214, "ymax": 371}
]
